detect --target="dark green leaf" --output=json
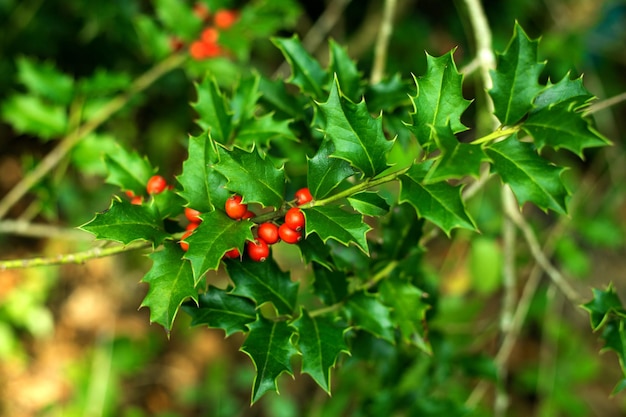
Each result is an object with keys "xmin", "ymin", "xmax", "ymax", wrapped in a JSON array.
[
  {"xmin": 582, "ymin": 284, "xmax": 626, "ymax": 331},
  {"xmin": 611, "ymin": 378, "xmax": 626, "ymax": 396},
  {"xmin": 485, "ymin": 135, "xmax": 569, "ymax": 214},
  {"xmin": 16, "ymin": 57, "xmax": 74, "ymax": 104},
  {"xmin": 307, "ymin": 139, "xmax": 355, "ymax": 199},
  {"xmin": 312, "ymin": 263, "xmax": 348, "ymax": 306},
  {"xmin": 408, "ymin": 51, "xmax": 471, "ymax": 149},
  {"xmin": 365, "ymin": 73, "xmax": 413, "ymax": 112},
  {"xmin": 78, "ymin": 68, "xmax": 132, "ymax": 97},
  {"xmin": 104, "ymin": 145, "xmax": 154, "ymax": 196},
  {"xmin": 296, "ymin": 232, "xmax": 333, "ymax": 270},
  {"xmin": 183, "ymin": 210, "xmax": 254, "ymax": 281},
  {"xmin": 532, "ymin": 73, "xmax": 594, "ymax": 111},
  {"xmin": 258, "ymin": 75, "xmax": 303, "ymax": 119},
  {"xmin": 214, "ymin": 144, "xmax": 285, "ymax": 208},
  {"xmin": 183, "ymin": 286, "xmax": 256, "ymax": 337},
  {"xmin": 292, "ymin": 309, "xmax": 350, "ymax": 393},
  {"xmin": 177, "ymin": 135, "xmax": 229, "ymax": 213},
  {"xmin": 399, "ymin": 161, "xmax": 476, "ymax": 235},
  {"xmin": 489, "ymin": 22, "xmax": 545, "ymax": 125},
  {"xmin": 152, "ymin": 187, "xmax": 186, "ymax": 220},
  {"xmin": 154, "ymin": 0, "xmax": 202, "ymax": 40},
  {"xmin": 328, "ymin": 39, "xmax": 362, "ymax": 102},
  {"xmin": 241, "ymin": 315, "xmax": 298, "ymax": 404},
  {"xmin": 231, "ymin": 73, "xmax": 262, "ymax": 125},
  {"xmin": 272, "ymin": 36, "xmax": 328, "ymax": 100},
  {"xmin": 193, "ymin": 77, "xmax": 233, "ymax": 144},
  {"xmin": 319, "ymin": 77, "xmax": 394, "ymax": 178},
  {"xmin": 141, "ymin": 242, "xmax": 196, "ymax": 331},
  {"xmin": 1, "ymin": 94, "xmax": 67, "ymax": 140},
  {"xmin": 80, "ymin": 198, "xmax": 168, "ymax": 246},
  {"xmin": 304, "ymin": 206, "xmax": 371, "ymax": 254},
  {"xmin": 236, "ymin": 113, "xmax": 297, "ymax": 148},
  {"xmin": 347, "ymin": 191, "xmax": 390, "ymax": 216},
  {"xmin": 345, "ymin": 292, "xmax": 395, "ymax": 343},
  {"xmin": 226, "ymin": 257, "xmax": 298, "ymax": 316}
]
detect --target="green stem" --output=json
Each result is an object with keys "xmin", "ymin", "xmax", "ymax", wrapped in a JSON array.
[{"xmin": 470, "ymin": 126, "xmax": 520, "ymax": 145}]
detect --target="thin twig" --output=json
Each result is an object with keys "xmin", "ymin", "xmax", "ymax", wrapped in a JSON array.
[
  {"xmin": 585, "ymin": 90, "xmax": 626, "ymax": 115},
  {"xmin": 369, "ymin": 0, "xmax": 397, "ymax": 84},
  {"xmin": 0, "ymin": 220, "xmax": 92, "ymax": 240},
  {"xmin": 0, "ymin": 52, "xmax": 187, "ymax": 220}
]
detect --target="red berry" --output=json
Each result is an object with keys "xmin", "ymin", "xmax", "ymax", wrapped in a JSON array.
[
  {"xmin": 186, "ymin": 222, "xmax": 200, "ymax": 231},
  {"xmin": 180, "ymin": 230, "xmax": 193, "ymax": 251},
  {"xmin": 146, "ymin": 175, "xmax": 167, "ymax": 195},
  {"xmin": 246, "ymin": 239, "xmax": 269, "ymax": 262},
  {"xmin": 257, "ymin": 222, "xmax": 279, "ymax": 245},
  {"xmin": 241, "ymin": 210, "xmax": 255, "ymax": 220},
  {"xmin": 214, "ymin": 9, "xmax": 238, "ymax": 29},
  {"xmin": 125, "ymin": 190, "xmax": 136, "ymax": 198},
  {"xmin": 185, "ymin": 207, "xmax": 202, "ymax": 223},
  {"xmin": 193, "ymin": 3, "xmax": 210, "ymax": 21},
  {"xmin": 225, "ymin": 195, "xmax": 248, "ymax": 219},
  {"xmin": 284, "ymin": 207, "xmax": 305, "ymax": 231},
  {"xmin": 130, "ymin": 196, "xmax": 143, "ymax": 205},
  {"xmin": 201, "ymin": 27, "xmax": 219, "ymax": 44},
  {"xmin": 224, "ymin": 247, "xmax": 240, "ymax": 259},
  {"xmin": 278, "ymin": 223, "xmax": 302, "ymax": 244},
  {"xmin": 295, "ymin": 187, "xmax": 313, "ymax": 205}
]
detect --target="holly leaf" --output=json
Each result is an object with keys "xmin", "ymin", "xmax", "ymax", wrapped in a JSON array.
[
  {"xmin": 303, "ymin": 206, "xmax": 371, "ymax": 254},
  {"xmin": 241, "ymin": 315, "xmax": 298, "ymax": 404},
  {"xmin": 365, "ymin": 73, "xmax": 413, "ymax": 112},
  {"xmin": 399, "ymin": 161, "xmax": 476, "ymax": 235},
  {"xmin": 319, "ymin": 77, "xmax": 394, "ymax": 178},
  {"xmin": 272, "ymin": 35, "xmax": 328, "ymax": 100},
  {"xmin": 80, "ymin": 198, "xmax": 168, "ymax": 247},
  {"xmin": 380, "ymin": 278, "xmax": 431, "ymax": 353},
  {"xmin": 425, "ymin": 123, "xmax": 489, "ymax": 182},
  {"xmin": 485, "ymin": 135, "xmax": 569, "ymax": 214},
  {"xmin": 183, "ymin": 210, "xmax": 254, "ymax": 281},
  {"xmin": 140, "ymin": 242, "xmax": 197, "ymax": 332},
  {"xmin": 1, "ymin": 94, "xmax": 67, "ymax": 140},
  {"xmin": 151, "ymin": 187, "xmax": 186, "ymax": 220},
  {"xmin": 214, "ymin": 144, "xmax": 285, "ymax": 208},
  {"xmin": 236, "ymin": 112, "xmax": 297, "ymax": 148},
  {"xmin": 344, "ymin": 292, "xmax": 395, "ymax": 343},
  {"xmin": 292, "ymin": 309, "xmax": 350, "ymax": 393},
  {"xmin": 347, "ymin": 191, "xmax": 390, "ymax": 216},
  {"xmin": 182, "ymin": 286, "xmax": 257, "ymax": 337},
  {"xmin": 231, "ymin": 73, "xmax": 261, "ymax": 125},
  {"xmin": 177, "ymin": 135, "xmax": 229, "ymax": 213},
  {"xmin": 329, "ymin": 39, "xmax": 362, "ymax": 102},
  {"xmin": 226, "ymin": 257, "xmax": 298, "ymax": 316},
  {"xmin": 104, "ymin": 145, "xmax": 154, "ymax": 196},
  {"xmin": 582, "ymin": 284, "xmax": 626, "ymax": 331},
  {"xmin": 193, "ymin": 77, "xmax": 232, "ymax": 144},
  {"xmin": 154, "ymin": 0, "xmax": 202, "ymax": 40},
  {"xmin": 312, "ymin": 263, "xmax": 348, "ymax": 306},
  {"xmin": 258, "ymin": 75, "xmax": 303, "ymax": 119},
  {"xmin": 489, "ymin": 22, "xmax": 545, "ymax": 125},
  {"xmin": 532, "ymin": 73, "xmax": 594, "ymax": 111},
  {"xmin": 16, "ymin": 57, "xmax": 74, "ymax": 104},
  {"xmin": 297, "ymin": 232, "xmax": 333, "ymax": 270},
  {"xmin": 307, "ymin": 139, "xmax": 355, "ymax": 199},
  {"xmin": 408, "ymin": 51, "xmax": 471, "ymax": 149}
]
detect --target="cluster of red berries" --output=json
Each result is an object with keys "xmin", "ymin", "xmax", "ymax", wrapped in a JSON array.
[
  {"xmin": 180, "ymin": 187, "xmax": 313, "ymax": 262},
  {"xmin": 125, "ymin": 175, "xmax": 171, "ymax": 205}
]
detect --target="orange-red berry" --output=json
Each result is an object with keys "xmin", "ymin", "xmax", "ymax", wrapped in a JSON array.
[
  {"xmin": 225, "ymin": 195, "xmax": 248, "ymax": 219},
  {"xmin": 193, "ymin": 3, "xmax": 210, "ymax": 21},
  {"xmin": 146, "ymin": 175, "xmax": 167, "ymax": 195},
  {"xmin": 224, "ymin": 247, "xmax": 241, "ymax": 259},
  {"xmin": 201, "ymin": 27, "xmax": 219, "ymax": 44},
  {"xmin": 186, "ymin": 222, "xmax": 200, "ymax": 231},
  {"xmin": 295, "ymin": 187, "xmax": 313, "ymax": 205},
  {"xmin": 130, "ymin": 196, "xmax": 143, "ymax": 205},
  {"xmin": 180, "ymin": 230, "xmax": 193, "ymax": 251},
  {"xmin": 258, "ymin": 222, "xmax": 279, "ymax": 245},
  {"xmin": 214, "ymin": 9, "xmax": 238, "ymax": 29},
  {"xmin": 185, "ymin": 207, "xmax": 202, "ymax": 223},
  {"xmin": 278, "ymin": 223, "xmax": 302, "ymax": 244},
  {"xmin": 284, "ymin": 207, "xmax": 305, "ymax": 231},
  {"xmin": 246, "ymin": 239, "xmax": 269, "ymax": 262}
]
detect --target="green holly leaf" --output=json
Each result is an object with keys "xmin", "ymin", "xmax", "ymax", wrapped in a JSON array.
[
  {"xmin": 80, "ymin": 198, "xmax": 168, "ymax": 247},
  {"xmin": 177, "ymin": 135, "xmax": 229, "ymax": 213},
  {"xmin": 523, "ymin": 101, "xmax": 610, "ymax": 158},
  {"xmin": 582, "ymin": 284, "xmax": 626, "ymax": 331},
  {"xmin": 1, "ymin": 94, "xmax": 67, "ymax": 140},
  {"xmin": 154, "ymin": 0, "xmax": 202, "ymax": 40},
  {"xmin": 318, "ymin": 77, "xmax": 394, "ymax": 178},
  {"xmin": 399, "ymin": 161, "xmax": 476, "ymax": 235},
  {"xmin": 312, "ymin": 263, "xmax": 348, "ymax": 306},
  {"xmin": 140, "ymin": 242, "xmax": 197, "ymax": 332},
  {"xmin": 152, "ymin": 187, "xmax": 186, "ymax": 220},
  {"xmin": 425, "ymin": 124, "xmax": 489, "ymax": 183},
  {"xmin": 307, "ymin": 139, "xmax": 355, "ymax": 199},
  {"xmin": 329, "ymin": 39, "xmax": 362, "ymax": 102},
  {"xmin": 381, "ymin": 203, "xmax": 424, "ymax": 260},
  {"xmin": 16, "ymin": 57, "xmax": 74, "ymax": 105},
  {"xmin": 193, "ymin": 77, "xmax": 232, "ymax": 144},
  {"xmin": 408, "ymin": 51, "xmax": 471, "ymax": 149},
  {"xmin": 183, "ymin": 286, "xmax": 257, "ymax": 337},
  {"xmin": 303, "ymin": 206, "xmax": 371, "ymax": 254},
  {"xmin": 297, "ymin": 233, "xmax": 333, "ymax": 270},
  {"xmin": 292, "ymin": 309, "xmax": 350, "ymax": 393},
  {"xmin": 380, "ymin": 278, "xmax": 431, "ymax": 353},
  {"xmin": 344, "ymin": 292, "xmax": 395, "ymax": 343},
  {"xmin": 258, "ymin": 75, "xmax": 303, "ymax": 119},
  {"xmin": 214, "ymin": 144, "xmax": 285, "ymax": 208},
  {"xmin": 600, "ymin": 319, "xmax": 626, "ymax": 362},
  {"xmin": 226, "ymin": 257, "xmax": 298, "ymax": 316},
  {"xmin": 241, "ymin": 315, "xmax": 298, "ymax": 404},
  {"xmin": 485, "ymin": 135, "xmax": 569, "ymax": 214},
  {"xmin": 489, "ymin": 22, "xmax": 545, "ymax": 125},
  {"xmin": 183, "ymin": 210, "xmax": 254, "ymax": 281},
  {"xmin": 231, "ymin": 74, "xmax": 262, "ymax": 125},
  {"xmin": 366, "ymin": 73, "xmax": 413, "ymax": 112},
  {"xmin": 272, "ymin": 36, "xmax": 328, "ymax": 100},
  {"xmin": 104, "ymin": 145, "xmax": 154, "ymax": 196},
  {"xmin": 236, "ymin": 112, "xmax": 297, "ymax": 148},
  {"xmin": 347, "ymin": 191, "xmax": 390, "ymax": 216},
  {"xmin": 532, "ymin": 73, "xmax": 594, "ymax": 111}
]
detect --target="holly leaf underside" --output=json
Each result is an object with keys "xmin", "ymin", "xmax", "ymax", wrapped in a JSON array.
[
  {"xmin": 344, "ymin": 292, "xmax": 395, "ymax": 343},
  {"xmin": 104, "ymin": 145, "xmax": 154, "ymax": 195},
  {"xmin": 214, "ymin": 144, "xmax": 285, "ymax": 208},
  {"xmin": 141, "ymin": 242, "xmax": 197, "ymax": 331},
  {"xmin": 307, "ymin": 138, "xmax": 355, "ymax": 199},
  {"xmin": 183, "ymin": 286, "xmax": 257, "ymax": 337},
  {"xmin": 177, "ymin": 134, "xmax": 229, "ymax": 213},
  {"xmin": 319, "ymin": 78, "xmax": 394, "ymax": 179},
  {"xmin": 292, "ymin": 309, "xmax": 350, "ymax": 393},
  {"xmin": 226, "ymin": 257, "xmax": 299, "ymax": 316},
  {"xmin": 241, "ymin": 316, "xmax": 298, "ymax": 404},
  {"xmin": 399, "ymin": 162, "xmax": 476, "ymax": 235},
  {"xmin": 80, "ymin": 198, "xmax": 168, "ymax": 246},
  {"xmin": 409, "ymin": 51, "xmax": 471, "ymax": 149},
  {"xmin": 183, "ymin": 210, "xmax": 254, "ymax": 281},
  {"xmin": 485, "ymin": 135, "xmax": 569, "ymax": 214},
  {"xmin": 304, "ymin": 206, "xmax": 371, "ymax": 254},
  {"xmin": 272, "ymin": 36, "xmax": 328, "ymax": 100},
  {"xmin": 193, "ymin": 77, "xmax": 232, "ymax": 143},
  {"xmin": 489, "ymin": 22, "xmax": 545, "ymax": 126}
]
